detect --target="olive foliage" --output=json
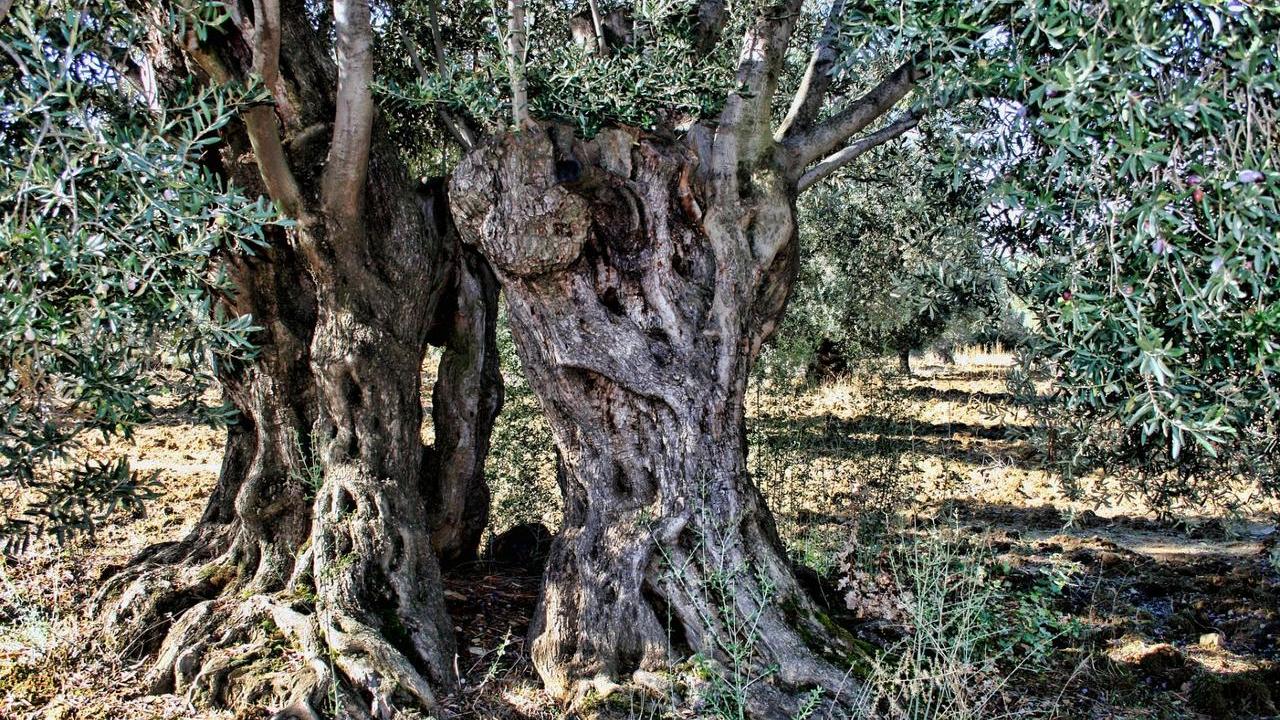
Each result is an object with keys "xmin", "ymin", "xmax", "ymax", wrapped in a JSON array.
[
  {"xmin": 761, "ymin": 128, "xmax": 1013, "ymax": 382},
  {"xmin": 955, "ymin": 1, "xmax": 1280, "ymax": 499},
  {"xmin": 779, "ymin": 0, "xmax": 1279, "ymax": 500},
  {"xmin": 0, "ymin": 2, "xmax": 280, "ymax": 542}
]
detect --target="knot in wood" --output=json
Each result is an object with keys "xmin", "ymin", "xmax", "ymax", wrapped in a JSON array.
[{"xmin": 451, "ymin": 130, "xmax": 591, "ymax": 278}]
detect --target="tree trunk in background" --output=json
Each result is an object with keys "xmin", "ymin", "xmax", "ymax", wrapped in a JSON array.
[
  {"xmin": 938, "ymin": 344, "xmax": 956, "ymax": 365},
  {"xmin": 430, "ymin": 245, "xmax": 504, "ymax": 566},
  {"xmin": 809, "ymin": 337, "xmax": 850, "ymax": 379},
  {"xmin": 898, "ymin": 346, "xmax": 912, "ymax": 376},
  {"xmin": 95, "ymin": 5, "xmax": 501, "ymax": 715},
  {"xmin": 451, "ymin": 125, "xmax": 864, "ymax": 717}
]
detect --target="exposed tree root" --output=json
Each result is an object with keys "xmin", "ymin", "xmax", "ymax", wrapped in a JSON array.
[
  {"xmin": 96, "ymin": 541, "xmax": 454, "ymax": 720},
  {"xmin": 94, "ymin": 397, "xmax": 457, "ymax": 719}
]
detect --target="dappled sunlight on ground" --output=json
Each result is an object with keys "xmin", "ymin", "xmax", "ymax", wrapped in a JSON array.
[{"xmin": 3, "ymin": 354, "xmax": 1277, "ymax": 718}]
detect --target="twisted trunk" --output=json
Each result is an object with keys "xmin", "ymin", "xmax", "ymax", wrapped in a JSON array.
[
  {"xmin": 293, "ymin": 162, "xmax": 461, "ymax": 714},
  {"xmin": 429, "ymin": 245, "xmax": 504, "ymax": 566},
  {"xmin": 96, "ymin": 177, "xmax": 468, "ymax": 717},
  {"xmin": 95, "ymin": 4, "xmax": 501, "ymax": 715},
  {"xmin": 451, "ymin": 124, "xmax": 865, "ymax": 716},
  {"xmin": 96, "ymin": 242, "xmax": 318, "ymax": 695}
]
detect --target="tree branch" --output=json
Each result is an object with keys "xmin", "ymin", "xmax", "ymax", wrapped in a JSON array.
[
  {"xmin": 401, "ymin": 35, "xmax": 476, "ymax": 150},
  {"xmin": 323, "ymin": 0, "xmax": 376, "ymax": 232},
  {"xmin": 796, "ymin": 110, "xmax": 920, "ymax": 192},
  {"xmin": 244, "ymin": 0, "xmax": 306, "ymax": 219},
  {"xmin": 244, "ymin": 108, "xmax": 309, "ymax": 219},
  {"xmin": 714, "ymin": 0, "xmax": 804, "ymax": 174},
  {"xmin": 185, "ymin": 16, "xmax": 307, "ymax": 221},
  {"xmin": 784, "ymin": 54, "xmax": 923, "ymax": 172},
  {"xmin": 425, "ymin": 0, "xmax": 449, "ymax": 74},
  {"xmin": 586, "ymin": 0, "xmax": 609, "ymax": 55},
  {"xmin": 775, "ymin": 0, "xmax": 846, "ymax": 140},
  {"xmin": 505, "ymin": 0, "xmax": 532, "ymax": 129},
  {"xmin": 250, "ymin": 0, "xmax": 296, "ymax": 125}
]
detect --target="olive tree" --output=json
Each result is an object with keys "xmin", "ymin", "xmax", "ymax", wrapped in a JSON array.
[
  {"xmin": 0, "ymin": 3, "xmax": 271, "ymax": 545},
  {"xmin": 4, "ymin": 1, "xmax": 502, "ymax": 715},
  {"xmin": 969, "ymin": 2, "xmax": 1280, "ymax": 504},
  {"xmin": 443, "ymin": 1, "xmax": 1279, "ymax": 712},
  {"xmin": 5, "ymin": 0, "xmax": 1277, "ymax": 717},
  {"xmin": 763, "ymin": 131, "xmax": 1010, "ymax": 381}
]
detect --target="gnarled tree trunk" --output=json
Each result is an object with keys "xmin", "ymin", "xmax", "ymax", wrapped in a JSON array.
[
  {"xmin": 429, "ymin": 245, "xmax": 504, "ymax": 567},
  {"xmin": 451, "ymin": 124, "xmax": 864, "ymax": 717},
  {"xmin": 96, "ymin": 239, "xmax": 321, "ymax": 708},
  {"xmin": 96, "ymin": 178, "xmax": 470, "ymax": 718},
  {"xmin": 94, "ymin": 3, "xmax": 501, "ymax": 716}
]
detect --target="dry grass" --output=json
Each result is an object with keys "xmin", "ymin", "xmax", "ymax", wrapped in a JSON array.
[{"xmin": 2, "ymin": 352, "xmax": 1277, "ymax": 719}]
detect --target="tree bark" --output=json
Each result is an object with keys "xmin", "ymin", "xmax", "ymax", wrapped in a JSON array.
[
  {"xmin": 429, "ymin": 245, "xmax": 504, "ymax": 566},
  {"xmin": 451, "ymin": 124, "xmax": 865, "ymax": 716},
  {"xmin": 96, "ymin": 176, "xmax": 467, "ymax": 718},
  {"xmin": 898, "ymin": 346, "xmax": 912, "ymax": 376},
  {"xmin": 94, "ymin": 5, "xmax": 501, "ymax": 716},
  {"xmin": 95, "ymin": 239, "xmax": 318, "ymax": 690},
  {"xmin": 297, "ymin": 161, "xmax": 460, "ymax": 715}
]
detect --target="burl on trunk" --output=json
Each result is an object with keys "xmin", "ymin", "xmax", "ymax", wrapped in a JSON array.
[{"xmin": 451, "ymin": 124, "xmax": 866, "ymax": 716}]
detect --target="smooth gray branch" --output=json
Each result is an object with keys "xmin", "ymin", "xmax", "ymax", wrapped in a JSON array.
[
  {"xmin": 776, "ymin": 0, "xmax": 847, "ymax": 139},
  {"xmin": 784, "ymin": 55, "xmax": 923, "ymax": 172},
  {"xmin": 323, "ymin": 0, "xmax": 376, "ymax": 231},
  {"xmin": 797, "ymin": 110, "xmax": 921, "ymax": 192}
]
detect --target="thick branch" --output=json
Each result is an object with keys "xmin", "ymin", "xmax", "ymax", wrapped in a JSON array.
[
  {"xmin": 186, "ymin": 40, "xmax": 307, "ymax": 220},
  {"xmin": 189, "ymin": 2, "xmax": 305, "ymax": 218},
  {"xmin": 322, "ymin": 0, "xmax": 376, "ymax": 231},
  {"xmin": 785, "ymin": 54, "xmax": 923, "ymax": 171},
  {"xmin": 796, "ymin": 110, "xmax": 920, "ymax": 192},
  {"xmin": 506, "ymin": 0, "xmax": 531, "ymax": 129},
  {"xmin": 244, "ymin": 109, "xmax": 309, "ymax": 218},
  {"xmin": 241, "ymin": 0, "xmax": 305, "ymax": 218},
  {"xmin": 775, "ymin": 0, "xmax": 846, "ymax": 139},
  {"xmin": 714, "ymin": 0, "xmax": 804, "ymax": 174},
  {"xmin": 250, "ymin": 0, "xmax": 296, "ymax": 125},
  {"xmin": 692, "ymin": 0, "xmax": 728, "ymax": 51}
]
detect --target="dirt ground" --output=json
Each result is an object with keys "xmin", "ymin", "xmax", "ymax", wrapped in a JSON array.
[{"xmin": 2, "ymin": 353, "xmax": 1277, "ymax": 719}]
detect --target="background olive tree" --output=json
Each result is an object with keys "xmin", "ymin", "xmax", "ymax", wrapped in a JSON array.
[{"xmin": 761, "ymin": 129, "xmax": 1016, "ymax": 382}]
